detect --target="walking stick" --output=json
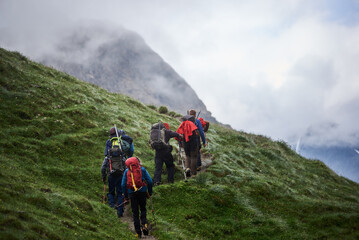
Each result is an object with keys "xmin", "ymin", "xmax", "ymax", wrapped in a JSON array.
[
  {"xmin": 102, "ymin": 183, "xmax": 106, "ymax": 204},
  {"xmin": 150, "ymin": 195, "xmax": 156, "ymax": 226},
  {"xmin": 178, "ymin": 141, "xmax": 187, "ymax": 180}
]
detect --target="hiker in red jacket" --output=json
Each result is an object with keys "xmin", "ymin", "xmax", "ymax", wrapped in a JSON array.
[{"xmin": 177, "ymin": 116, "xmax": 200, "ymax": 177}]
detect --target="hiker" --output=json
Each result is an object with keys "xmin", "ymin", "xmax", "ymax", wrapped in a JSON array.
[
  {"xmin": 151, "ymin": 122, "xmax": 182, "ymax": 185},
  {"xmin": 176, "ymin": 115, "xmax": 200, "ymax": 177},
  {"xmin": 101, "ymin": 127, "xmax": 134, "ymax": 218},
  {"xmin": 121, "ymin": 157, "xmax": 153, "ymax": 238},
  {"xmin": 188, "ymin": 110, "xmax": 206, "ymax": 170}
]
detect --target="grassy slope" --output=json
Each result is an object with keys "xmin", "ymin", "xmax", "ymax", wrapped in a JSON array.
[{"xmin": 0, "ymin": 48, "xmax": 358, "ymax": 239}]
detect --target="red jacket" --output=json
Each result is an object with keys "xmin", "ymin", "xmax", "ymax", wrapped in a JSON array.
[{"xmin": 177, "ymin": 120, "xmax": 198, "ymax": 142}]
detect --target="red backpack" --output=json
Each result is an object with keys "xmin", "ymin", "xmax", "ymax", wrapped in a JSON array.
[
  {"xmin": 125, "ymin": 157, "xmax": 146, "ymax": 191},
  {"xmin": 199, "ymin": 118, "xmax": 210, "ymax": 132}
]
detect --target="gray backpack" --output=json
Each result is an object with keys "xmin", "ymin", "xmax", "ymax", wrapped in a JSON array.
[
  {"xmin": 149, "ymin": 122, "xmax": 169, "ymax": 150},
  {"xmin": 108, "ymin": 138, "xmax": 126, "ymax": 175}
]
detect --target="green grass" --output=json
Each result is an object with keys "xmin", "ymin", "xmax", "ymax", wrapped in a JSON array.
[{"xmin": 1, "ymin": 48, "xmax": 359, "ymax": 239}]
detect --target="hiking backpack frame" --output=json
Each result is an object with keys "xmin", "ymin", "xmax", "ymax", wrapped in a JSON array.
[
  {"xmin": 108, "ymin": 124, "xmax": 126, "ymax": 175},
  {"xmin": 149, "ymin": 121, "xmax": 169, "ymax": 150}
]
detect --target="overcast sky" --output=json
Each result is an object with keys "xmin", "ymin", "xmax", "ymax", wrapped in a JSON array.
[{"xmin": 1, "ymin": 0, "xmax": 359, "ymax": 148}]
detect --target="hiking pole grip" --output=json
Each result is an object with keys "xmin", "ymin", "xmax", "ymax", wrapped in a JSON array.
[{"xmin": 196, "ymin": 110, "xmax": 201, "ymax": 120}]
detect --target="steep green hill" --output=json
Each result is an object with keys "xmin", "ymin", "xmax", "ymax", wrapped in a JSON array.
[{"xmin": 1, "ymin": 48, "xmax": 358, "ymax": 239}]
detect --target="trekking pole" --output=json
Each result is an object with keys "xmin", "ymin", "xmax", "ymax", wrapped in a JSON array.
[
  {"xmin": 149, "ymin": 194, "xmax": 156, "ymax": 226},
  {"xmin": 115, "ymin": 200, "xmax": 129, "ymax": 209},
  {"xmin": 114, "ymin": 124, "xmax": 123, "ymax": 152},
  {"xmin": 102, "ymin": 183, "xmax": 106, "ymax": 204},
  {"xmin": 196, "ymin": 110, "xmax": 201, "ymax": 120},
  {"xmin": 178, "ymin": 141, "xmax": 187, "ymax": 180}
]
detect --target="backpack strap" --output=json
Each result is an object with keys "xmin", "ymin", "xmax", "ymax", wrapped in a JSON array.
[{"xmin": 130, "ymin": 165, "xmax": 138, "ymax": 192}]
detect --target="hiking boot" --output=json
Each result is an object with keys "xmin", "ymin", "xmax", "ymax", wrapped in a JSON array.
[
  {"xmin": 197, "ymin": 166, "xmax": 201, "ymax": 171},
  {"xmin": 117, "ymin": 212, "xmax": 123, "ymax": 218},
  {"xmin": 185, "ymin": 168, "xmax": 191, "ymax": 177},
  {"xmin": 142, "ymin": 223, "xmax": 149, "ymax": 236},
  {"xmin": 154, "ymin": 182, "xmax": 161, "ymax": 186},
  {"xmin": 135, "ymin": 233, "xmax": 142, "ymax": 238}
]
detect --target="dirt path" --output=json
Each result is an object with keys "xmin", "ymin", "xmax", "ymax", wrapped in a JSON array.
[{"xmin": 121, "ymin": 204, "xmax": 157, "ymax": 239}]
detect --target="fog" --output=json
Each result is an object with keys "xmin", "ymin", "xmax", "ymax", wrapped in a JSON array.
[{"xmin": 1, "ymin": 0, "xmax": 359, "ymax": 148}]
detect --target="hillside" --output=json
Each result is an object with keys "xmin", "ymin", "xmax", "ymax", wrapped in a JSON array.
[
  {"xmin": 39, "ymin": 25, "xmax": 217, "ymax": 123},
  {"xmin": 1, "ymin": 48, "xmax": 359, "ymax": 239}
]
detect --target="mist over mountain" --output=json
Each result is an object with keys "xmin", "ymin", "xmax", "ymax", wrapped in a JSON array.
[
  {"xmin": 40, "ymin": 25, "xmax": 217, "ymax": 123},
  {"xmin": 299, "ymin": 145, "xmax": 359, "ymax": 183}
]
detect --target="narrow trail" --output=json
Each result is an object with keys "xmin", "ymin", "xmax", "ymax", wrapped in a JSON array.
[
  {"xmin": 120, "ymin": 152, "xmax": 213, "ymax": 239},
  {"xmin": 121, "ymin": 204, "xmax": 157, "ymax": 239}
]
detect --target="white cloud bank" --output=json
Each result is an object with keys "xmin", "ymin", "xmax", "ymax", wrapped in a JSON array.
[{"xmin": 1, "ymin": 0, "xmax": 359, "ymax": 147}]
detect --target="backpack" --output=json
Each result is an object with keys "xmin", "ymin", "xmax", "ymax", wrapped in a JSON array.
[
  {"xmin": 110, "ymin": 136, "xmax": 131, "ymax": 153},
  {"xmin": 203, "ymin": 121, "xmax": 210, "ymax": 132},
  {"xmin": 198, "ymin": 118, "xmax": 210, "ymax": 132},
  {"xmin": 149, "ymin": 122, "xmax": 169, "ymax": 150},
  {"xmin": 108, "ymin": 137, "xmax": 126, "ymax": 175},
  {"xmin": 119, "ymin": 137, "xmax": 131, "ymax": 154},
  {"xmin": 182, "ymin": 114, "xmax": 195, "ymax": 123},
  {"xmin": 126, "ymin": 157, "xmax": 146, "ymax": 191}
]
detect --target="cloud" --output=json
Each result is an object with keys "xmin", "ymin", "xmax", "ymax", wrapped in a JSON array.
[{"xmin": 1, "ymin": 0, "xmax": 359, "ymax": 147}]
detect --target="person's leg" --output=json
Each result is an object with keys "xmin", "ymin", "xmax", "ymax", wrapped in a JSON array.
[
  {"xmin": 190, "ymin": 151, "xmax": 198, "ymax": 176},
  {"xmin": 164, "ymin": 153, "xmax": 175, "ymax": 183},
  {"xmin": 138, "ymin": 192, "xmax": 148, "ymax": 235},
  {"xmin": 130, "ymin": 193, "xmax": 142, "ymax": 237},
  {"xmin": 153, "ymin": 152, "xmax": 164, "ymax": 184},
  {"xmin": 197, "ymin": 149, "xmax": 202, "ymax": 168},
  {"xmin": 115, "ymin": 175, "xmax": 124, "ymax": 217},
  {"xmin": 184, "ymin": 142, "xmax": 191, "ymax": 177},
  {"xmin": 107, "ymin": 174, "xmax": 116, "ymax": 208}
]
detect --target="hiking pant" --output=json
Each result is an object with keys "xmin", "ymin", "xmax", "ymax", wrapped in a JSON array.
[
  {"xmin": 129, "ymin": 191, "xmax": 148, "ymax": 235},
  {"xmin": 108, "ymin": 173, "xmax": 124, "ymax": 216},
  {"xmin": 185, "ymin": 150, "xmax": 198, "ymax": 176},
  {"xmin": 154, "ymin": 148, "xmax": 175, "ymax": 184},
  {"xmin": 197, "ymin": 144, "xmax": 202, "ymax": 167},
  {"xmin": 196, "ymin": 150, "xmax": 202, "ymax": 168}
]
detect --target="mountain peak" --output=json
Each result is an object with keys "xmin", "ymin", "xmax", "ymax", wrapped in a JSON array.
[{"xmin": 41, "ymin": 25, "xmax": 217, "ymax": 123}]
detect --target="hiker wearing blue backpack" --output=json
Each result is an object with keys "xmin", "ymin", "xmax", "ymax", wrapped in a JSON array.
[
  {"xmin": 101, "ymin": 126, "xmax": 134, "ymax": 218},
  {"xmin": 189, "ymin": 110, "xmax": 206, "ymax": 170}
]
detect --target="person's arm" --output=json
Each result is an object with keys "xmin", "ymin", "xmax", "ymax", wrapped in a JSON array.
[
  {"xmin": 104, "ymin": 140, "xmax": 110, "ymax": 156},
  {"xmin": 121, "ymin": 170, "xmax": 128, "ymax": 197},
  {"xmin": 196, "ymin": 119, "xmax": 206, "ymax": 145},
  {"xmin": 101, "ymin": 157, "xmax": 108, "ymax": 183},
  {"xmin": 169, "ymin": 130, "xmax": 180, "ymax": 139},
  {"xmin": 128, "ymin": 143, "xmax": 134, "ymax": 157},
  {"xmin": 142, "ymin": 168, "xmax": 153, "ymax": 195}
]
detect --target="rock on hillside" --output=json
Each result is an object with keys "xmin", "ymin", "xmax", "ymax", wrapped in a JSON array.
[{"xmin": 40, "ymin": 24, "xmax": 217, "ymax": 123}]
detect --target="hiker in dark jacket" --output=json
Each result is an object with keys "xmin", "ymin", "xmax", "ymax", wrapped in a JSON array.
[
  {"xmin": 153, "ymin": 122, "xmax": 182, "ymax": 185},
  {"xmin": 188, "ymin": 110, "xmax": 206, "ymax": 170},
  {"xmin": 101, "ymin": 127, "xmax": 134, "ymax": 218},
  {"xmin": 104, "ymin": 129, "xmax": 134, "ymax": 157},
  {"xmin": 121, "ymin": 157, "xmax": 153, "ymax": 238}
]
